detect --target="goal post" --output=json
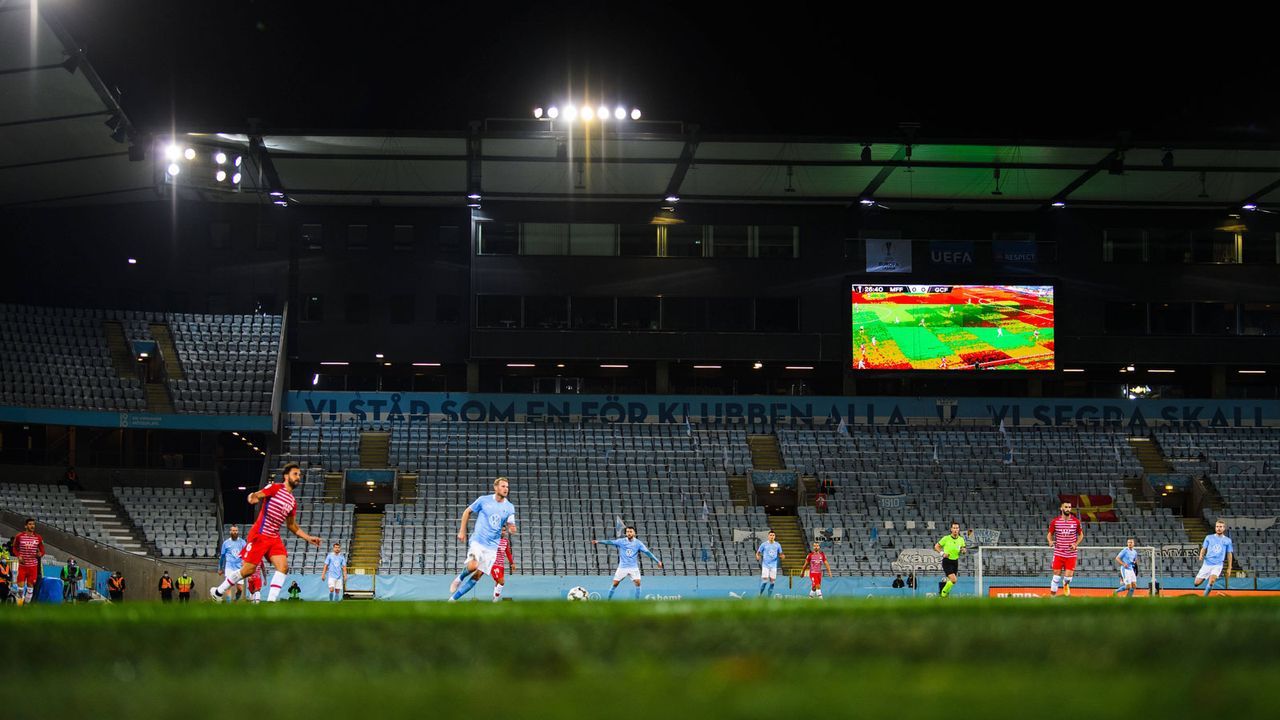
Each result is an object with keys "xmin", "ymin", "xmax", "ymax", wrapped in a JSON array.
[{"xmin": 976, "ymin": 545, "xmax": 1159, "ymax": 598}]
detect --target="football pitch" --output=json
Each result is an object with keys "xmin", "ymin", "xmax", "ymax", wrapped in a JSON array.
[{"xmin": 4, "ymin": 598, "xmax": 1277, "ymax": 718}]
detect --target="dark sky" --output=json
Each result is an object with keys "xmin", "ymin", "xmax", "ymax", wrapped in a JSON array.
[{"xmin": 53, "ymin": 2, "xmax": 1280, "ymax": 144}]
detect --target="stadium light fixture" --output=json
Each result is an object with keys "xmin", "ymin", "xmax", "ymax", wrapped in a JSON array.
[
  {"xmin": 752, "ymin": 361, "xmax": 763, "ymax": 370},
  {"xmin": 859, "ymin": 198, "xmax": 876, "ymax": 206},
  {"xmin": 375, "ymin": 353, "xmax": 385, "ymax": 359},
  {"xmin": 1238, "ymin": 369, "xmax": 1267, "ymax": 374},
  {"xmin": 311, "ymin": 373, "xmax": 319, "ymax": 386},
  {"xmin": 665, "ymin": 194, "xmax": 680, "ymax": 203},
  {"xmin": 1062, "ymin": 368, "xmax": 1085, "ymax": 373},
  {"xmin": 216, "ymin": 170, "xmax": 227, "ymax": 182},
  {"xmin": 412, "ymin": 362, "xmax": 441, "ymax": 367},
  {"xmin": 564, "ymin": 105, "xmax": 578, "ymax": 121},
  {"xmin": 183, "ymin": 480, "xmax": 192, "ymax": 486},
  {"xmin": 614, "ymin": 107, "xmax": 626, "ymax": 120},
  {"xmin": 556, "ymin": 363, "xmax": 566, "ymax": 368},
  {"xmin": 581, "ymin": 106, "xmax": 594, "ymax": 121},
  {"xmin": 467, "ymin": 192, "xmax": 482, "ymax": 201},
  {"xmin": 533, "ymin": 107, "xmax": 543, "ymax": 119},
  {"xmin": 785, "ymin": 366, "xmax": 814, "ymax": 370},
  {"xmin": 1126, "ymin": 364, "xmax": 1136, "ymax": 372},
  {"xmin": 1148, "ymin": 369, "xmax": 1176, "ymax": 373},
  {"xmin": 631, "ymin": 108, "xmax": 642, "ymax": 120},
  {"xmin": 273, "ymin": 199, "xmax": 288, "ymax": 207},
  {"xmin": 1051, "ymin": 201, "xmax": 1066, "ymax": 208},
  {"xmin": 1242, "ymin": 203, "xmax": 1259, "ymax": 211},
  {"xmin": 269, "ymin": 190, "xmax": 285, "ymax": 198},
  {"xmin": 693, "ymin": 364, "xmax": 721, "ymax": 369},
  {"xmin": 164, "ymin": 144, "xmax": 181, "ymax": 162},
  {"xmin": 231, "ymin": 172, "xmax": 242, "ymax": 184},
  {"xmin": 547, "ymin": 106, "xmax": 559, "ymax": 119},
  {"xmin": 234, "ymin": 155, "xmax": 243, "ymax": 167},
  {"xmin": 600, "ymin": 364, "xmax": 628, "ymax": 369},
  {"xmin": 166, "ymin": 163, "xmax": 180, "ymax": 176},
  {"xmin": 183, "ymin": 147, "xmax": 196, "ymax": 161},
  {"xmin": 127, "ymin": 258, "xmax": 137, "ymax": 265},
  {"xmin": 507, "ymin": 363, "xmax": 535, "ymax": 368},
  {"xmin": 237, "ymin": 486, "xmax": 246, "ymax": 491},
  {"xmin": 597, "ymin": 105, "xmax": 609, "ymax": 121},
  {"xmin": 319, "ymin": 361, "xmax": 349, "ymax": 366},
  {"xmin": 214, "ymin": 151, "xmax": 227, "ymax": 165}
]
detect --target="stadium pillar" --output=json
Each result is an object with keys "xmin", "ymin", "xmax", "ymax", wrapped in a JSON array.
[
  {"xmin": 1210, "ymin": 366, "xmax": 1226, "ymax": 398},
  {"xmin": 655, "ymin": 361, "xmax": 670, "ymax": 394},
  {"xmin": 466, "ymin": 361, "xmax": 480, "ymax": 393}
]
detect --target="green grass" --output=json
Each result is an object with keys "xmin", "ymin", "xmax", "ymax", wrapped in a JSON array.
[{"xmin": 5, "ymin": 599, "xmax": 1278, "ymax": 718}]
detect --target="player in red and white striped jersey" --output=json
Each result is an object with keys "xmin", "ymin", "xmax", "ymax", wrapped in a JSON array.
[
  {"xmin": 1046, "ymin": 501, "xmax": 1084, "ymax": 596},
  {"xmin": 804, "ymin": 542, "xmax": 833, "ymax": 599},
  {"xmin": 210, "ymin": 463, "xmax": 321, "ymax": 602},
  {"xmin": 11, "ymin": 518, "xmax": 45, "ymax": 606},
  {"xmin": 490, "ymin": 529, "xmax": 515, "ymax": 602}
]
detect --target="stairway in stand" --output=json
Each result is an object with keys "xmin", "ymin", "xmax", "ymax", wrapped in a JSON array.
[
  {"xmin": 349, "ymin": 512, "xmax": 383, "ymax": 575},
  {"xmin": 102, "ymin": 322, "xmax": 135, "ymax": 378},
  {"xmin": 397, "ymin": 473, "xmax": 418, "ymax": 503},
  {"xmin": 726, "ymin": 474, "xmax": 751, "ymax": 507},
  {"xmin": 322, "ymin": 473, "xmax": 345, "ymax": 503},
  {"xmin": 149, "ymin": 323, "xmax": 186, "ymax": 379},
  {"xmin": 359, "ymin": 432, "xmax": 390, "ymax": 468},
  {"xmin": 75, "ymin": 491, "xmax": 153, "ymax": 556},
  {"xmin": 769, "ymin": 516, "xmax": 808, "ymax": 576},
  {"xmin": 747, "ymin": 434, "xmax": 784, "ymax": 470}
]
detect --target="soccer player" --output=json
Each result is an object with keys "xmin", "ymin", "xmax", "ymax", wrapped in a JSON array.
[
  {"xmin": 448, "ymin": 477, "xmax": 516, "ymax": 602},
  {"xmin": 218, "ymin": 524, "xmax": 247, "ymax": 603},
  {"xmin": 491, "ymin": 528, "xmax": 515, "ymax": 602},
  {"xmin": 11, "ymin": 518, "xmax": 44, "ymax": 606},
  {"xmin": 1114, "ymin": 537, "xmax": 1139, "ymax": 597},
  {"xmin": 246, "ymin": 565, "xmax": 264, "ymax": 604},
  {"xmin": 756, "ymin": 530, "xmax": 784, "ymax": 597},
  {"xmin": 1193, "ymin": 520, "xmax": 1234, "ymax": 597},
  {"xmin": 1047, "ymin": 500, "xmax": 1084, "ymax": 596},
  {"xmin": 323, "ymin": 542, "xmax": 348, "ymax": 602},
  {"xmin": 593, "ymin": 526, "xmax": 663, "ymax": 600},
  {"xmin": 934, "ymin": 521, "xmax": 967, "ymax": 598},
  {"xmin": 210, "ymin": 463, "xmax": 321, "ymax": 602},
  {"xmin": 803, "ymin": 541, "xmax": 833, "ymax": 599}
]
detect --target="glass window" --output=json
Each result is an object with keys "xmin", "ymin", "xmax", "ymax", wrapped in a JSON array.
[
  {"xmin": 390, "ymin": 294, "xmax": 415, "ymax": 324},
  {"xmin": 258, "ymin": 222, "xmax": 281, "ymax": 251},
  {"xmin": 344, "ymin": 294, "xmax": 369, "ymax": 324},
  {"xmin": 1147, "ymin": 229, "xmax": 1192, "ymax": 264},
  {"xmin": 435, "ymin": 294, "xmax": 460, "ymax": 324},
  {"xmin": 1104, "ymin": 302, "xmax": 1146, "ymax": 334},
  {"xmin": 662, "ymin": 297, "xmax": 706, "ymax": 331},
  {"xmin": 1194, "ymin": 303, "xmax": 1236, "ymax": 335},
  {"xmin": 1102, "ymin": 229, "xmax": 1143, "ymax": 263},
  {"xmin": 525, "ymin": 296, "xmax": 568, "ymax": 329},
  {"xmin": 522, "ymin": 223, "xmax": 569, "ymax": 255},
  {"xmin": 392, "ymin": 225, "xmax": 416, "ymax": 251},
  {"xmin": 569, "ymin": 224, "xmax": 616, "ymax": 256},
  {"xmin": 1242, "ymin": 232, "xmax": 1278, "ymax": 265},
  {"xmin": 1149, "ymin": 302, "xmax": 1192, "ymax": 335},
  {"xmin": 303, "ymin": 294, "xmax": 324, "ymax": 322},
  {"xmin": 617, "ymin": 297, "xmax": 660, "ymax": 330},
  {"xmin": 707, "ymin": 298, "xmax": 752, "ymax": 331},
  {"xmin": 1241, "ymin": 303, "xmax": 1280, "ymax": 336},
  {"xmin": 711, "ymin": 225, "xmax": 750, "ymax": 257},
  {"xmin": 477, "ymin": 296, "xmax": 520, "ymax": 328},
  {"xmin": 347, "ymin": 225, "xmax": 369, "ymax": 250},
  {"xmin": 210, "ymin": 222, "xmax": 231, "ymax": 250},
  {"xmin": 571, "ymin": 297, "xmax": 615, "ymax": 329},
  {"xmin": 300, "ymin": 223, "xmax": 323, "ymax": 251},
  {"xmin": 757, "ymin": 226, "xmax": 798, "ymax": 258},
  {"xmin": 619, "ymin": 225, "xmax": 658, "ymax": 256},
  {"xmin": 755, "ymin": 297, "xmax": 799, "ymax": 332},
  {"xmin": 478, "ymin": 222, "xmax": 519, "ymax": 255},
  {"xmin": 1192, "ymin": 230, "xmax": 1240, "ymax": 263},
  {"xmin": 665, "ymin": 225, "xmax": 705, "ymax": 257}
]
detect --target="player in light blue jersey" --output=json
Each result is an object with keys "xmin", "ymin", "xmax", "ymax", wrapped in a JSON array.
[
  {"xmin": 1194, "ymin": 520, "xmax": 1234, "ymax": 597},
  {"xmin": 593, "ymin": 526, "xmax": 663, "ymax": 600},
  {"xmin": 218, "ymin": 525, "xmax": 247, "ymax": 603},
  {"xmin": 1114, "ymin": 537, "xmax": 1139, "ymax": 597},
  {"xmin": 756, "ymin": 530, "xmax": 785, "ymax": 597},
  {"xmin": 323, "ymin": 542, "xmax": 348, "ymax": 601},
  {"xmin": 449, "ymin": 477, "xmax": 517, "ymax": 602}
]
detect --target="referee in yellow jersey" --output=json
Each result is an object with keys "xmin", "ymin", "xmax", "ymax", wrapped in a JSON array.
[{"xmin": 934, "ymin": 522, "xmax": 968, "ymax": 598}]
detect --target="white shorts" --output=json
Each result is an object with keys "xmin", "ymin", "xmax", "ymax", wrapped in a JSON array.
[
  {"xmin": 1196, "ymin": 563, "xmax": 1223, "ymax": 581},
  {"xmin": 1120, "ymin": 568, "xmax": 1137, "ymax": 585},
  {"xmin": 225, "ymin": 567, "xmax": 244, "ymax": 585},
  {"xmin": 467, "ymin": 543, "xmax": 498, "ymax": 577},
  {"xmin": 327, "ymin": 576, "xmax": 343, "ymax": 591},
  {"xmin": 761, "ymin": 567, "xmax": 778, "ymax": 581},
  {"xmin": 613, "ymin": 567, "xmax": 642, "ymax": 583}
]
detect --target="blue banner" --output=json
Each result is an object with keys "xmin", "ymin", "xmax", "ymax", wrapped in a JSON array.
[
  {"xmin": 928, "ymin": 240, "xmax": 975, "ymax": 266},
  {"xmin": 0, "ymin": 406, "xmax": 272, "ymax": 431},
  {"xmin": 993, "ymin": 239, "xmax": 1038, "ymax": 266},
  {"xmin": 287, "ymin": 392, "xmax": 1279, "ymax": 428}
]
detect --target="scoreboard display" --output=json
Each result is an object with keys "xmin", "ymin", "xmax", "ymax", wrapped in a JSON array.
[{"xmin": 851, "ymin": 284, "xmax": 1054, "ymax": 370}]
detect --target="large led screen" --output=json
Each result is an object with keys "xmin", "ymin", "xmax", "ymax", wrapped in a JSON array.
[{"xmin": 851, "ymin": 284, "xmax": 1054, "ymax": 370}]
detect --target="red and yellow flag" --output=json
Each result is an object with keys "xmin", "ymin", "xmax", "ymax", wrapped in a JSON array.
[{"xmin": 1059, "ymin": 494, "xmax": 1117, "ymax": 522}]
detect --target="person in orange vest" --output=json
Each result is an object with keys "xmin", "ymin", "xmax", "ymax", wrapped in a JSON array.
[
  {"xmin": 176, "ymin": 571, "xmax": 194, "ymax": 603},
  {"xmin": 0, "ymin": 553, "xmax": 11, "ymax": 604},
  {"xmin": 108, "ymin": 571, "xmax": 126, "ymax": 602},
  {"xmin": 158, "ymin": 571, "xmax": 175, "ymax": 602}
]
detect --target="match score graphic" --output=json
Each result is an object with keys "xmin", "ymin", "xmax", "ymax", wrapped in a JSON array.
[{"xmin": 851, "ymin": 285, "xmax": 1055, "ymax": 370}]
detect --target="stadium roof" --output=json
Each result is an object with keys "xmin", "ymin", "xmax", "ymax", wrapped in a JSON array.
[{"xmin": 4, "ymin": 4, "xmax": 1280, "ymax": 212}]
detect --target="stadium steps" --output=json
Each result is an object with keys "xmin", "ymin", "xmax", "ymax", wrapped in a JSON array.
[
  {"xmin": 359, "ymin": 432, "xmax": 391, "ymax": 468},
  {"xmin": 103, "ymin": 321, "xmax": 135, "ymax": 378},
  {"xmin": 144, "ymin": 380, "xmax": 175, "ymax": 414},
  {"xmin": 769, "ymin": 516, "xmax": 808, "ymax": 575},
  {"xmin": 1128, "ymin": 437, "xmax": 1175, "ymax": 474},
  {"xmin": 349, "ymin": 512, "xmax": 383, "ymax": 574},
  {"xmin": 747, "ymin": 434, "xmax": 784, "ymax": 470},
  {"xmin": 149, "ymin": 323, "xmax": 186, "ymax": 380},
  {"xmin": 322, "ymin": 473, "xmax": 345, "ymax": 503},
  {"xmin": 75, "ymin": 492, "xmax": 153, "ymax": 556},
  {"xmin": 727, "ymin": 474, "xmax": 751, "ymax": 507},
  {"xmin": 397, "ymin": 473, "xmax": 418, "ymax": 503}
]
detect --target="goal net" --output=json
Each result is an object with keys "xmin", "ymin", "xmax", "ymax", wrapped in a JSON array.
[{"xmin": 976, "ymin": 545, "xmax": 1160, "ymax": 598}]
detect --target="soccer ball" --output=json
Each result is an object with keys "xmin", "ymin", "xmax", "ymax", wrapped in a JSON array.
[{"xmin": 566, "ymin": 586, "xmax": 590, "ymax": 601}]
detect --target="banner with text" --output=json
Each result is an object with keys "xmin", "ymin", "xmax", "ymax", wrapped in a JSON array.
[
  {"xmin": 928, "ymin": 240, "xmax": 976, "ymax": 266},
  {"xmin": 993, "ymin": 239, "xmax": 1038, "ymax": 266},
  {"xmin": 865, "ymin": 239, "xmax": 912, "ymax": 272}
]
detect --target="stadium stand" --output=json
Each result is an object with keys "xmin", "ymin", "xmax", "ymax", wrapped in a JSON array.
[
  {"xmin": 114, "ymin": 486, "xmax": 220, "ymax": 560},
  {"xmin": 1153, "ymin": 427, "xmax": 1280, "ymax": 575},
  {"xmin": 166, "ymin": 313, "xmax": 281, "ymax": 415},
  {"xmin": 0, "ymin": 482, "xmax": 113, "ymax": 545}
]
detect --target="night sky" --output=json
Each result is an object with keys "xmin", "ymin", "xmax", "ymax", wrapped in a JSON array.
[{"xmin": 50, "ymin": 2, "xmax": 1280, "ymax": 143}]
